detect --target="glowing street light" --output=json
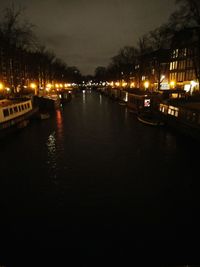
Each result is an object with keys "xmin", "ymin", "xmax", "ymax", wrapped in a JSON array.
[
  {"xmin": 30, "ymin": 82, "xmax": 38, "ymax": 95},
  {"xmin": 144, "ymin": 81, "xmax": 149, "ymax": 89},
  {"xmin": 110, "ymin": 81, "xmax": 114, "ymax": 87},
  {"xmin": 30, "ymin": 83, "xmax": 36, "ymax": 89},
  {"xmin": 160, "ymin": 75, "xmax": 165, "ymax": 84},
  {"xmin": 170, "ymin": 80, "xmax": 176, "ymax": 88},
  {"xmin": 0, "ymin": 82, "xmax": 4, "ymax": 90},
  {"xmin": 191, "ymin": 80, "xmax": 198, "ymax": 88},
  {"xmin": 46, "ymin": 83, "xmax": 52, "ymax": 89}
]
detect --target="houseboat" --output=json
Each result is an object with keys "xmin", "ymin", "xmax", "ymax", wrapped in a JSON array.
[
  {"xmin": 137, "ymin": 111, "xmax": 165, "ymax": 126},
  {"xmin": 0, "ymin": 98, "xmax": 38, "ymax": 138},
  {"xmin": 159, "ymin": 100, "xmax": 200, "ymax": 141},
  {"xmin": 127, "ymin": 89, "xmax": 152, "ymax": 114},
  {"xmin": 118, "ymin": 90, "xmax": 128, "ymax": 105},
  {"xmin": 33, "ymin": 94, "xmax": 61, "ymax": 112}
]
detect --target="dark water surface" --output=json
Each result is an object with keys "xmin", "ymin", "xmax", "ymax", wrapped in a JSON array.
[{"xmin": 0, "ymin": 91, "xmax": 199, "ymax": 266}]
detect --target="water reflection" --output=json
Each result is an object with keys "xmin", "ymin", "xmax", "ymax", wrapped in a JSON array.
[
  {"xmin": 83, "ymin": 90, "xmax": 86, "ymax": 104},
  {"xmin": 124, "ymin": 107, "xmax": 128, "ymax": 122},
  {"xmin": 99, "ymin": 94, "xmax": 102, "ymax": 105},
  {"xmin": 56, "ymin": 109, "xmax": 64, "ymax": 142},
  {"xmin": 46, "ymin": 132, "xmax": 57, "ymax": 168}
]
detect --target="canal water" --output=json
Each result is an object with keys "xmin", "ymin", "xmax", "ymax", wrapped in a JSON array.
[{"xmin": 0, "ymin": 90, "xmax": 199, "ymax": 266}]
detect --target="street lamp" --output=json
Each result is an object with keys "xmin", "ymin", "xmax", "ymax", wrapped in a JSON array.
[
  {"xmin": 0, "ymin": 82, "xmax": 4, "ymax": 90},
  {"xmin": 30, "ymin": 82, "xmax": 37, "ymax": 95},
  {"xmin": 144, "ymin": 81, "xmax": 150, "ymax": 90},
  {"xmin": 170, "ymin": 80, "xmax": 176, "ymax": 89}
]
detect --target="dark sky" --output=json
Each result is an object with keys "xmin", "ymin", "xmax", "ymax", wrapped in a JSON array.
[{"xmin": 1, "ymin": 0, "xmax": 177, "ymax": 75}]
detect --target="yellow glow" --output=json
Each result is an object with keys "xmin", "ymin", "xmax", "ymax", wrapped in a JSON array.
[
  {"xmin": 144, "ymin": 81, "xmax": 149, "ymax": 89},
  {"xmin": 30, "ymin": 83, "xmax": 36, "ymax": 89},
  {"xmin": 191, "ymin": 80, "xmax": 198, "ymax": 88},
  {"xmin": 55, "ymin": 84, "xmax": 59, "ymax": 88},
  {"xmin": 59, "ymin": 84, "xmax": 63, "ymax": 88},
  {"xmin": 184, "ymin": 84, "xmax": 191, "ymax": 92},
  {"xmin": 122, "ymin": 82, "xmax": 127, "ymax": 87},
  {"xmin": 130, "ymin": 82, "xmax": 135, "ymax": 88},
  {"xmin": 115, "ymin": 82, "xmax": 120, "ymax": 87},
  {"xmin": 46, "ymin": 83, "xmax": 52, "ymax": 89},
  {"xmin": 170, "ymin": 81, "xmax": 176, "ymax": 88},
  {"xmin": 110, "ymin": 82, "xmax": 114, "ymax": 87},
  {"xmin": 125, "ymin": 92, "xmax": 128, "ymax": 102},
  {"xmin": 0, "ymin": 82, "xmax": 4, "ymax": 90}
]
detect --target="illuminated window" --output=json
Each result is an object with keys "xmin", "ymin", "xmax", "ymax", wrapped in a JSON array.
[
  {"xmin": 186, "ymin": 70, "xmax": 195, "ymax": 80},
  {"xmin": 144, "ymin": 99, "xmax": 150, "ymax": 107},
  {"xmin": 177, "ymin": 72, "xmax": 184, "ymax": 82},
  {"xmin": 172, "ymin": 49, "xmax": 179, "ymax": 58},
  {"xmin": 170, "ymin": 73, "xmax": 177, "ymax": 81},
  {"xmin": 170, "ymin": 61, "xmax": 178, "ymax": 70},
  {"xmin": 168, "ymin": 106, "xmax": 179, "ymax": 117},
  {"xmin": 178, "ymin": 60, "xmax": 186, "ymax": 70}
]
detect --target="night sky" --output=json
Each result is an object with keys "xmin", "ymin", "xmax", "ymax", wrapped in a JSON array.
[{"xmin": 1, "ymin": 0, "xmax": 176, "ymax": 75}]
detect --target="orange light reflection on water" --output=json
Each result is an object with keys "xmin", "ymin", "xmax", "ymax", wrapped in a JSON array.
[{"xmin": 56, "ymin": 109, "xmax": 64, "ymax": 140}]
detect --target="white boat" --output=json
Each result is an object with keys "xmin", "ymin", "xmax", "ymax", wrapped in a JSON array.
[{"xmin": 0, "ymin": 98, "xmax": 38, "ymax": 137}]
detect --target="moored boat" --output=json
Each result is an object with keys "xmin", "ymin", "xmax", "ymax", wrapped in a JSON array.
[
  {"xmin": 0, "ymin": 98, "xmax": 38, "ymax": 138},
  {"xmin": 159, "ymin": 100, "xmax": 200, "ymax": 140},
  {"xmin": 137, "ymin": 111, "xmax": 165, "ymax": 126}
]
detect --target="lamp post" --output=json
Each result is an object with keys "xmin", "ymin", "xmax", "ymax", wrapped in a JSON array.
[
  {"xmin": 144, "ymin": 81, "xmax": 150, "ymax": 90},
  {"xmin": 30, "ymin": 82, "xmax": 37, "ymax": 95}
]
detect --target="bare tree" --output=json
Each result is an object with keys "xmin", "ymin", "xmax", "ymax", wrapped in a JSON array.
[
  {"xmin": 110, "ymin": 46, "xmax": 139, "ymax": 81},
  {"xmin": 0, "ymin": 4, "xmax": 36, "ymax": 91}
]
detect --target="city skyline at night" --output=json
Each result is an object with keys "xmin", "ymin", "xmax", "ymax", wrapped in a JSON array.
[{"xmin": 0, "ymin": 0, "xmax": 176, "ymax": 75}]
